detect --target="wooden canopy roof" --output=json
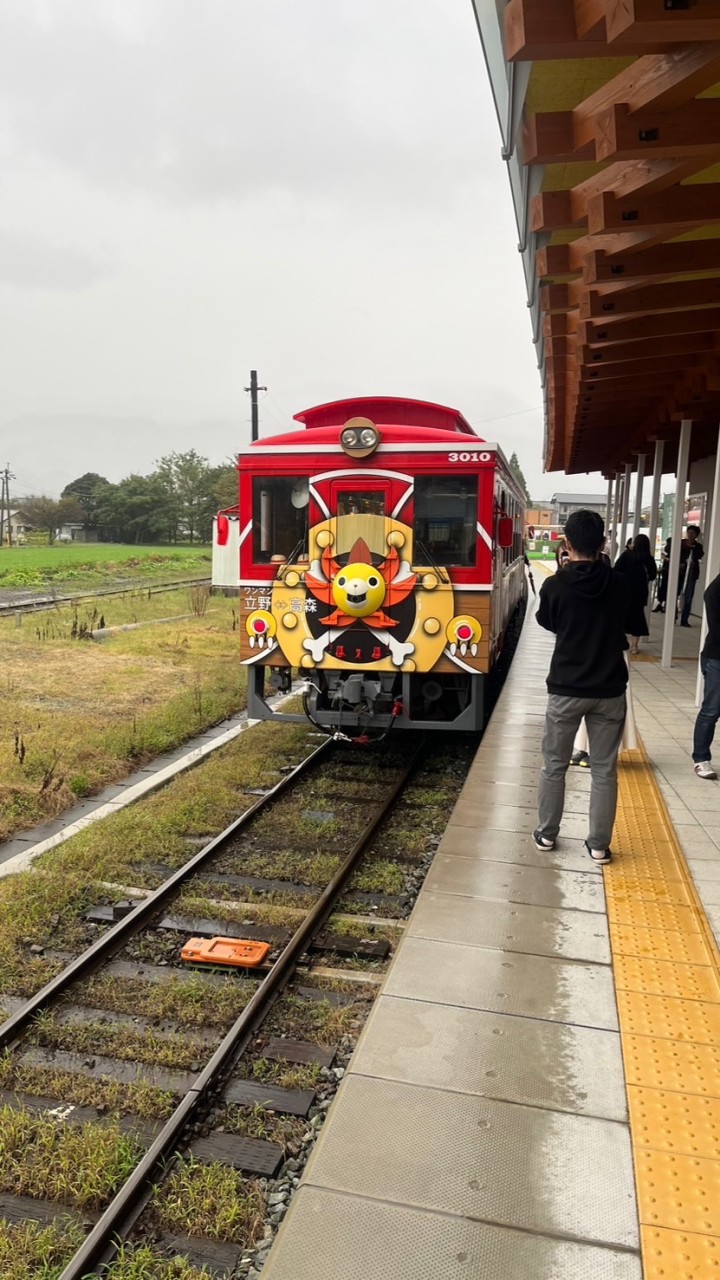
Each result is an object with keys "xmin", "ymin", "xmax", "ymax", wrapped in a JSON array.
[{"xmin": 473, "ymin": 2, "xmax": 720, "ymax": 478}]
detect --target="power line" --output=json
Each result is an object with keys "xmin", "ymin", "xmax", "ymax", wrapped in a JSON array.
[{"xmin": 470, "ymin": 405, "xmax": 542, "ymax": 426}]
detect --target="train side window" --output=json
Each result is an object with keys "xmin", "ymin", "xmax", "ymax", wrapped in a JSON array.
[
  {"xmin": 414, "ymin": 475, "xmax": 477, "ymax": 566},
  {"xmin": 252, "ymin": 477, "xmax": 309, "ymax": 563}
]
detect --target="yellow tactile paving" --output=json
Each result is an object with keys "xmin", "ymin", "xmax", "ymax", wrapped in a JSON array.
[
  {"xmin": 624, "ymin": 1035, "xmax": 720, "ymax": 1098},
  {"xmin": 634, "ymin": 1148, "xmax": 720, "ymax": 1236},
  {"xmin": 616, "ymin": 990, "xmax": 720, "ymax": 1045},
  {"xmin": 612, "ymin": 922, "xmax": 714, "ymax": 966},
  {"xmin": 607, "ymin": 897, "xmax": 703, "ymax": 934},
  {"xmin": 605, "ymin": 872, "xmax": 694, "ymax": 906},
  {"xmin": 641, "ymin": 1225, "xmax": 720, "ymax": 1276},
  {"xmin": 614, "ymin": 955, "xmax": 720, "ymax": 1004},
  {"xmin": 627, "ymin": 1088, "xmax": 720, "ymax": 1160},
  {"xmin": 612, "ymin": 744, "xmax": 720, "ymax": 1277}
]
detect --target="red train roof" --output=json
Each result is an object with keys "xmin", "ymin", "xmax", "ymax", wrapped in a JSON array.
[{"xmin": 293, "ymin": 396, "xmax": 479, "ymax": 437}]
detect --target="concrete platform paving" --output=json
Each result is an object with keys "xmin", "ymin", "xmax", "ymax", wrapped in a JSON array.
[{"xmin": 263, "ymin": 611, "xmax": 644, "ymax": 1279}]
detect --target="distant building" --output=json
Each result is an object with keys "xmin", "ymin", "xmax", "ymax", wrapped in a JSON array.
[
  {"xmin": 551, "ymin": 492, "xmax": 608, "ymax": 525},
  {"xmin": 1, "ymin": 509, "xmax": 30, "ymax": 544},
  {"xmin": 55, "ymin": 522, "xmax": 86, "ymax": 543}
]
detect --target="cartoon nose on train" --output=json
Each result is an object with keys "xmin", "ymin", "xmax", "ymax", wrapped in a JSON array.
[{"xmin": 331, "ymin": 562, "xmax": 386, "ymax": 618}]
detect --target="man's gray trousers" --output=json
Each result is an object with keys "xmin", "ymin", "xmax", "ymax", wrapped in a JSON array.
[{"xmin": 537, "ymin": 693, "xmax": 627, "ymax": 850}]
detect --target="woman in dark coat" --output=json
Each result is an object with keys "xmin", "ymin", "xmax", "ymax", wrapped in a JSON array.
[{"xmin": 614, "ymin": 533, "xmax": 657, "ymax": 655}]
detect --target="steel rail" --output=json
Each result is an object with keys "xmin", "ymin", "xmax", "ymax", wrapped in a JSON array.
[
  {"xmin": 58, "ymin": 741, "xmax": 424, "ymax": 1279},
  {"xmin": 0, "ymin": 735, "xmax": 335, "ymax": 1050},
  {"xmin": 0, "ymin": 576, "xmax": 212, "ymax": 617}
]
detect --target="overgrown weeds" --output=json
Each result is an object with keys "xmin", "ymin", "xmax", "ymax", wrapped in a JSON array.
[
  {"xmin": 0, "ymin": 1104, "xmax": 141, "ymax": 1209},
  {"xmin": 151, "ymin": 1158, "xmax": 265, "ymax": 1242},
  {"xmin": 0, "ymin": 1215, "xmax": 84, "ymax": 1280}
]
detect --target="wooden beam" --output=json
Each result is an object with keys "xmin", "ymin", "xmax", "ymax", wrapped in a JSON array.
[
  {"xmin": 587, "ymin": 185, "xmax": 720, "ymax": 236},
  {"xmin": 537, "ymin": 244, "xmax": 579, "ymax": 281},
  {"xmin": 574, "ymin": 0, "xmax": 606, "ymax": 40},
  {"xmin": 605, "ymin": 1, "xmax": 720, "ymax": 47},
  {"xmin": 582, "ymin": 356, "xmax": 706, "ymax": 380},
  {"xmin": 573, "ymin": 368, "xmax": 686, "ymax": 391},
  {"xmin": 540, "ymin": 283, "xmax": 574, "ymax": 313},
  {"xmin": 531, "ymin": 192, "xmax": 586, "ymax": 234},
  {"xmin": 582, "ymin": 306, "xmax": 720, "ymax": 345},
  {"xmin": 580, "ymin": 277, "xmax": 720, "ymax": 319},
  {"xmin": 573, "ymin": 157, "xmax": 710, "ymax": 217},
  {"xmin": 522, "ymin": 113, "xmax": 594, "ymax": 165},
  {"xmin": 571, "ymin": 45, "xmax": 720, "ymax": 150},
  {"xmin": 543, "ymin": 314, "xmax": 571, "ymax": 339},
  {"xmin": 593, "ymin": 99, "xmax": 720, "ymax": 162},
  {"xmin": 581, "ymin": 332, "xmax": 718, "ymax": 366},
  {"xmin": 583, "ymin": 242, "xmax": 720, "ymax": 286},
  {"xmin": 504, "ymin": 0, "xmax": 655, "ymax": 59}
]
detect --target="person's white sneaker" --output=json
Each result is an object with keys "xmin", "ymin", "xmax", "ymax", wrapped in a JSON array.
[{"xmin": 693, "ymin": 761, "xmax": 717, "ymax": 780}]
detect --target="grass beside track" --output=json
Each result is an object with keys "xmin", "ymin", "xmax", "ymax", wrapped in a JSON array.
[
  {"xmin": 0, "ymin": 721, "xmax": 314, "ymax": 999},
  {"xmin": 0, "ymin": 544, "xmax": 211, "ymax": 591},
  {"xmin": 0, "ymin": 1222, "xmax": 212, "ymax": 1280},
  {"xmin": 0, "ymin": 591, "xmax": 245, "ymax": 840}
]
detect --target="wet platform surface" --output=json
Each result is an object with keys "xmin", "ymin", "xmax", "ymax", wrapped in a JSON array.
[{"xmin": 263, "ymin": 593, "xmax": 720, "ymax": 1280}]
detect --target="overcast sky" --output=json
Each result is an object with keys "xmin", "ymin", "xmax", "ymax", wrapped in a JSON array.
[{"xmin": 0, "ymin": 0, "xmax": 607, "ymax": 506}]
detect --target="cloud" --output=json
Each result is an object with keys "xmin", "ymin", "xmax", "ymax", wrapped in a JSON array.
[
  {"xmin": 0, "ymin": 229, "xmax": 109, "ymax": 291},
  {"xmin": 0, "ymin": 0, "xmax": 496, "ymax": 209}
]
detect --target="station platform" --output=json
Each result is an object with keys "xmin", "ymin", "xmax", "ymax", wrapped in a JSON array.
[{"xmin": 263, "ymin": 602, "xmax": 720, "ymax": 1280}]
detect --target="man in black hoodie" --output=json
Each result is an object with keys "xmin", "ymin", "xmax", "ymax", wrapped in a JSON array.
[
  {"xmin": 534, "ymin": 509, "xmax": 629, "ymax": 864},
  {"xmin": 692, "ymin": 571, "xmax": 720, "ymax": 779}
]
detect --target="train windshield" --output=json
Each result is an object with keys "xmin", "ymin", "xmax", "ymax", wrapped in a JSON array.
[
  {"xmin": 252, "ymin": 476, "xmax": 309, "ymax": 563},
  {"xmin": 414, "ymin": 475, "xmax": 477, "ymax": 566},
  {"xmin": 336, "ymin": 491, "xmax": 386, "ymax": 517}
]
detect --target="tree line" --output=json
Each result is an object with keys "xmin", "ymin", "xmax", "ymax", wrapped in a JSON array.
[{"xmin": 18, "ymin": 451, "xmax": 238, "ymax": 545}]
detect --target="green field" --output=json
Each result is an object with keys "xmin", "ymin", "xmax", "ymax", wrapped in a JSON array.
[{"xmin": 0, "ymin": 544, "xmax": 211, "ymax": 590}]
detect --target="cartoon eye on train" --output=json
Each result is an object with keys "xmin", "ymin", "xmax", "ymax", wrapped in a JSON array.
[{"xmin": 212, "ymin": 396, "xmax": 527, "ymax": 734}]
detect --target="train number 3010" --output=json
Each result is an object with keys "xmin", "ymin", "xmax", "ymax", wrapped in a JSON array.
[{"xmin": 448, "ymin": 451, "xmax": 492, "ymax": 463}]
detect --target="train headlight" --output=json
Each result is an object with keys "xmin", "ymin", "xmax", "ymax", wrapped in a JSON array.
[{"xmin": 340, "ymin": 417, "xmax": 381, "ymax": 458}]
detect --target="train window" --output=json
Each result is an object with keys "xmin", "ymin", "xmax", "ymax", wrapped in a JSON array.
[
  {"xmin": 252, "ymin": 477, "xmax": 309, "ymax": 563},
  {"xmin": 336, "ymin": 491, "xmax": 386, "ymax": 517},
  {"xmin": 414, "ymin": 476, "xmax": 477, "ymax": 566}
]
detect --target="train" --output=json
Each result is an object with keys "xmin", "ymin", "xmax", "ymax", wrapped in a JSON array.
[{"xmin": 212, "ymin": 396, "xmax": 527, "ymax": 735}]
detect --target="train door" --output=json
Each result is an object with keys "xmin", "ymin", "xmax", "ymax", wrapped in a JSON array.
[{"xmin": 329, "ymin": 479, "xmax": 393, "ymax": 560}]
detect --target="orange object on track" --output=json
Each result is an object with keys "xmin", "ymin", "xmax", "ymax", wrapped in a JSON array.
[{"xmin": 180, "ymin": 936, "xmax": 271, "ymax": 968}]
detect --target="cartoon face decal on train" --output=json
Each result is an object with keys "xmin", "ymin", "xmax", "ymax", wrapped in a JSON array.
[{"xmin": 244, "ymin": 513, "xmax": 482, "ymax": 673}]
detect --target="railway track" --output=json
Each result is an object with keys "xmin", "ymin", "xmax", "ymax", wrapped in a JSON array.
[
  {"xmin": 0, "ymin": 576, "xmax": 211, "ymax": 617},
  {"xmin": 0, "ymin": 731, "xmax": 465, "ymax": 1278}
]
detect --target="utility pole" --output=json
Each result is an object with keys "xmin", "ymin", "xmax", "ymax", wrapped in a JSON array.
[
  {"xmin": 244, "ymin": 370, "xmax": 267, "ymax": 442},
  {"xmin": 0, "ymin": 464, "xmax": 14, "ymax": 547}
]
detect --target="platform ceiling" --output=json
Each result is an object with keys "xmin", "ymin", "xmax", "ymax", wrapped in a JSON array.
[{"xmin": 484, "ymin": 2, "xmax": 720, "ymax": 478}]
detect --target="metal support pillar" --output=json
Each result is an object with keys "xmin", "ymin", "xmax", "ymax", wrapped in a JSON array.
[
  {"xmin": 610, "ymin": 472, "xmax": 622, "ymax": 560},
  {"xmin": 696, "ymin": 422, "xmax": 720, "ymax": 704},
  {"xmin": 661, "ymin": 420, "xmax": 692, "ymax": 669},
  {"xmin": 632, "ymin": 454, "xmax": 646, "ymax": 541},
  {"xmin": 604, "ymin": 477, "xmax": 613, "ymax": 545},
  {"xmin": 648, "ymin": 439, "xmax": 665, "ymax": 562},
  {"xmin": 619, "ymin": 462, "xmax": 632, "ymax": 554}
]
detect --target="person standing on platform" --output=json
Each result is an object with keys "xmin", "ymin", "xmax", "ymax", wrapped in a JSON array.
[
  {"xmin": 653, "ymin": 538, "xmax": 670, "ymax": 613},
  {"xmin": 533, "ymin": 509, "xmax": 629, "ymax": 864},
  {"xmin": 614, "ymin": 533, "xmax": 657, "ymax": 655},
  {"xmin": 679, "ymin": 526, "xmax": 704, "ymax": 627},
  {"xmin": 692, "ymin": 571, "xmax": 720, "ymax": 780}
]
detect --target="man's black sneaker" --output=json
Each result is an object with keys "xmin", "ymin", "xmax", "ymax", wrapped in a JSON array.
[
  {"xmin": 532, "ymin": 829, "xmax": 555, "ymax": 851},
  {"xmin": 570, "ymin": 750, "xmax": 590, "ymax": 768}
]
